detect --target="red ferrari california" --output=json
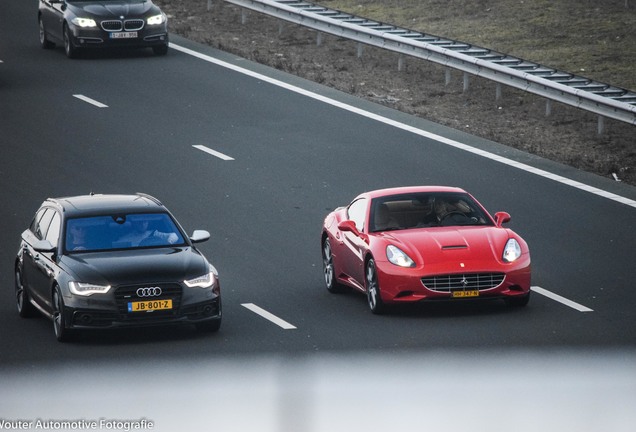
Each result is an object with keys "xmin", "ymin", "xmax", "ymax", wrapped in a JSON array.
[{"xmin": 321, "ymin": 186, "xmax": 531, "ymax": 313}]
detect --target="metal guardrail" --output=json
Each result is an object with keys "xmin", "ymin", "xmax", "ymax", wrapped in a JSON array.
[{"xmin": 221, "ymin": 0, "xmax": 636, "ymax": 127}]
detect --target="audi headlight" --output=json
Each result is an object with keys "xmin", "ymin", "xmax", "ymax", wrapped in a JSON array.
[
  {"xmin": 71, "ymin": 17, "xmax": 97, "ymax": 28},
  {"xmin": 503, "ymin": 238, "xmax": 522, "ymax": 263},
  {"xmin": 184, "ymin": 271, "xmax": 216, "ymax": 288},
  {"xmin": 386, "ymin": 245, "xmax": 415, "ymax": 268},
  {"xmin": 147, "ymin": 13, "xmax": 166, "ymax": 25},
  {"xmin": 69, "ymin": 281, "xmax": 111, "ymax": 296}
]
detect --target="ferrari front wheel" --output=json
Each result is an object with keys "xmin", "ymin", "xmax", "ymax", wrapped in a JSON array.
[
  {"xmin": 322, "ymin": 238, "xmax": 343, "ymax": 293},
  {"xmin": 365, "ymin": 258, "xmax": 386, "ymax": 314}
]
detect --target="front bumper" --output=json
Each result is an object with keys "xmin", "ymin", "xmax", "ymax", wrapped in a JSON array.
[
  {"xmin": 69, "ymin": 23, "xmax": 168, "ymax": 49},
  {"xmin": 62, "ymin": 282, "xmax": 220, "ymax": 329},
  {"xmin": 374, "ymin": 255, "xmax": 531, "ymax": 304}
]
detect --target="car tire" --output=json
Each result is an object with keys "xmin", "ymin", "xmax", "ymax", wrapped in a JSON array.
[
  {"xmin": 53, "ymin": 286, "xmax": 74, "ymax": 342},
  {"xmin": 505, "ymin": 292, "xmax": 531, "ymax": 307},
  {"xmin": 15, "ymin": 268, "xmax": 38, "ymax": 318},
  {"xmin": 322, "ymin": 238, "xmax": 344, "ymax": 293},
  {"xmin": 195, "ymin": 318, "xmax": 221, "ymax": 332},
  {"xmin": 365, "ymin": 258, "xmax": 386, "ymax": 314},
  {"xmin": 39, "ymin": 18, "xmax": 55, "ymax": 49},
  {"xmin": 63, "ymin": 25, "xmax": 79, "ymax": 59},
  {"xmin": 152, "ymin": 44, "xmax": 168, "ymax": 56}
]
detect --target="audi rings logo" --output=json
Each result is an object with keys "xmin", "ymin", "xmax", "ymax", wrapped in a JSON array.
[{"xmin": 136, "ymin": 287, "xmax": 162, "ymax": 297}]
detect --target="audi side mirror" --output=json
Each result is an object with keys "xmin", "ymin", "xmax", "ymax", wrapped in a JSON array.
[
  {"xmin": 190, "ymin": 230, "xmax": 210, "ymax": 244},
  {"xmin": 33, "ymin": 239, "xmax": 56, "ymax": 253}
]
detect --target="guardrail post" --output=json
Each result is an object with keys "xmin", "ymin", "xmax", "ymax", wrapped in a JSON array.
[
  {"xmin": 207, "ymin": 0, "xmax": 213, "ymax": 11},
  {"xmin": 463, "ymin": 72, "xmax": 470, "ymax": 92},
  {"xmin": 445, "ymin": 69, "xmax": 451, "ymax": 86},
  {"xmin": 241, "ymin": 9, "xmax": 248, "ymax": 24},
  {"xmin": 316, "ymin": 32, "xmax": 323, "ymax": 46},
  {"xmin": 279, "ymin": 22, "xmax": 284, "ymax": 35},
  {"xmin": 496, "ymin": 83, "xmax": 502, "ymax": 101},
  {"xmin": 357, "ymin": 43, "xmax": 364, "ymax": 58},
  {"xmin": 545, "ymin": 99, "xmax": 552, "ymax": 117},
  {"xmin": 598, "ymin": 116, "xmax": 605, "ymax": 135},
  {"xmin": 398, "ymin": 55, "xmax": 404, "ymax": 72}
]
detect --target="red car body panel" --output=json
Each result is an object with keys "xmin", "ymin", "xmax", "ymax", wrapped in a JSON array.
[{"xmin": 321, "ymin": 186, "xmax": 531, "ymax": 305}]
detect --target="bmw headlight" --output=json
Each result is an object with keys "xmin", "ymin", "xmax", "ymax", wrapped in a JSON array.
[
  {"xmin": 502, "ymin": 238, "xmax": 522, "ymax": 263},
  {"xmin": 71, "ymin": 17, "xmax": 97, "ymax": 28},
  {"xmin": 69, "ymin": 281, "xmax": 111, "ymax": 296},
  {"xmin": 184, "ymin": 271, "xmax": 216, "ymax": 288},
  {"xmin": 386, "ymin": 245, "xmax": 415, "ymax": 268},
  {"xmin": 147, "ymin": 13, "xmax": 166, "ymax": 25}
]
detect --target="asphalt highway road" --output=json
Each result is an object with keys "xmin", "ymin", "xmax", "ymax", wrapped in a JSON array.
[{"xmin": 1, "ymin": 2, "xmax": 635, "ymax": 431}]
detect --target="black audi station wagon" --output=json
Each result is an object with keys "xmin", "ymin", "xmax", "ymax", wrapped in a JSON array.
[
  {"xmin": 38, "ymin": 0, "xmax": 169, "ymax": 58},
  {"xmin": 15, "ymin": 193, "xmax": 221, "ymax": 341}
]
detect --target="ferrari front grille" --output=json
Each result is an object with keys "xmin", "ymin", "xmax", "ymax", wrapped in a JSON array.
[{"xmin": 421, "ymin": 273, "xmax": 505, "ymax": 292}]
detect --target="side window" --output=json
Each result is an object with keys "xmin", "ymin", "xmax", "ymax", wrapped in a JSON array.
[
  {"xmin": 29, "ymin": 208, "xmax": 47, "ymax": 238},
  {"xmin": 347, "ymin": 198, "xmax": 368, "ymax": 232},
  {"xmin": 32, "ymin": 209, "xmax": 54, "ymax": 240},
  {"xmin": 45, "ymin": 212, "xmax": 61, "ymax": 247}
]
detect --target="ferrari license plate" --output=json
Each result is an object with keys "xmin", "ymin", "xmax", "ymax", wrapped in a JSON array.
[
  {"xmin": 128, "ymin": 299, "xmax": 172, "ymax": 312},
  {"xmin": 110, "ymin": 32, "xmax": 138, "ymax": 39},
  {"xmin": 452, "ymin": 290, "xmax": 479, "ymax": 298}
]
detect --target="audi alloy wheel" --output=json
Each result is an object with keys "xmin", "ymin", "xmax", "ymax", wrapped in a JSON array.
[{"xmin": 15, "ymin": 268, "xmax": 37, "ymax": 318}]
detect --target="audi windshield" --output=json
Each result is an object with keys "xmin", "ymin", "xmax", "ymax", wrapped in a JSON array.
[{"xmin": 65, "ymin": 213, "xmax": 185, "ymax": 253}]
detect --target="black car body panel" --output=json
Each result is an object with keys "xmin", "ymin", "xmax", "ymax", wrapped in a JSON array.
[
  {"xmin": 15, "ymin": 193, "xmax": 221, "ymax": 341},
  {"xmin": 38, "ymin": 0, "xmax": 169, "ymax": 57}
]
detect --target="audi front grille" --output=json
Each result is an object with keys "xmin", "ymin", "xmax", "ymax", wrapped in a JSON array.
[
  {"xmin": 114, "ymin": 283, "xmax": 182, "ymax": 319},
  {"xmin": 421, "ymin": 273, "xmax": 505, "ymax": 292}
]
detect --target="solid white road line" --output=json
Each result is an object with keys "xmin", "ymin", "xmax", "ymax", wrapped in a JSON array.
[
  {"xmin": 192, "ymin": 145, "xmax": 235, "ymax": 161},
  {"xmin": 531, "ymin": 286, "xmax": 594, "ymax": 312},
  {"xmin": 241, "ymin": 303, "xmax": 297, "ymax": 330},
  {"xmin": 73, "ymin": 94, "xmax": 108, "ymax": 108},
  {"xmin": 171, "ymin": 42, "xmax": 636, "ymax": 210}
]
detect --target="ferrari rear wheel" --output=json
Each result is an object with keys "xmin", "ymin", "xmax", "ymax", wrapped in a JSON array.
[
  {"xmin": 365, "ymin": 258, "xmax": 386, "ymax": 314},
  {"xmin": 322, "ymin": 238, "xmax": 344, "ymax": 293}
]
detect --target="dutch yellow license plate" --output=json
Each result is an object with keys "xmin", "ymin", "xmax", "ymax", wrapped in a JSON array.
[
  {"xmin": 452, "ymin": 290, "xmax": 479, "ymax": 298},
  {"xmin": 128, "ymin": 299, "xmax": 172, "ymax": 312}
]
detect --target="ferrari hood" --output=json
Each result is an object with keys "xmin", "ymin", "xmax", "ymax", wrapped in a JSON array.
[
  {"xmin": 60, "ymin": 247, "xmax": 208, "ymax": 286},
  {"xmin": 74, "ymin": 2, "xmax": 156, "ymax": 19},
  {"xmin": 380, "ymin": 226, "xmax": 513, "ymax": 267}
]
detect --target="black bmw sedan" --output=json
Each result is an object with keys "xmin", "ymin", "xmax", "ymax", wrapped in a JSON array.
[
  {"xmin": 38, "ymin": 0, "xmax": 169, "ymax": 58},
  {"xmin": 15, "ymin": 193, "xmax": 221, "ymax": 342}
]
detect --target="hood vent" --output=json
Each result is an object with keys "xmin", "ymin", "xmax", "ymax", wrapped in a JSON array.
[{"xmin": 441, "ymin": 245, "xmax": 468, "ymax": 250}]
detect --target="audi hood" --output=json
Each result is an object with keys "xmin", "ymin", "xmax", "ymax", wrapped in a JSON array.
[{"xmin": 59, "ymin": 247, "xmax": 209, "ymax": 286}]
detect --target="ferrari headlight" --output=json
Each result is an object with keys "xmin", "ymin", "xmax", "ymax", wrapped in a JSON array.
[
  {"xmin": 71, "ymin": 17, "xmax": 97, "ymax": 28},
  {"xmin": 184, "ymin": 271, "xmax": 216, "ymax": 288},
  {"xmin": 503, "ymin": 238, "xmax": 522, "ymax": 263},
  {"xmin": 69, "ymin": 281, "xmax": 111, "ymax": 296},
  {"xmin": 147, "ymin": 14, "xmax": 166, "ymax": 25},
  {"xmin": 386, "ymin": 245, "xmax": 415, "ymax": 268}
]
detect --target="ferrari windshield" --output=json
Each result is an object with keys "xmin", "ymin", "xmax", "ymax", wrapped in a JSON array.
[
  {"xmin": 65, "ymin": 213, "xmax": 185, "ymax": 253},
  {"xmin": 370, "ymin": 192, "xmax": 493, "ymax": 232}
]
